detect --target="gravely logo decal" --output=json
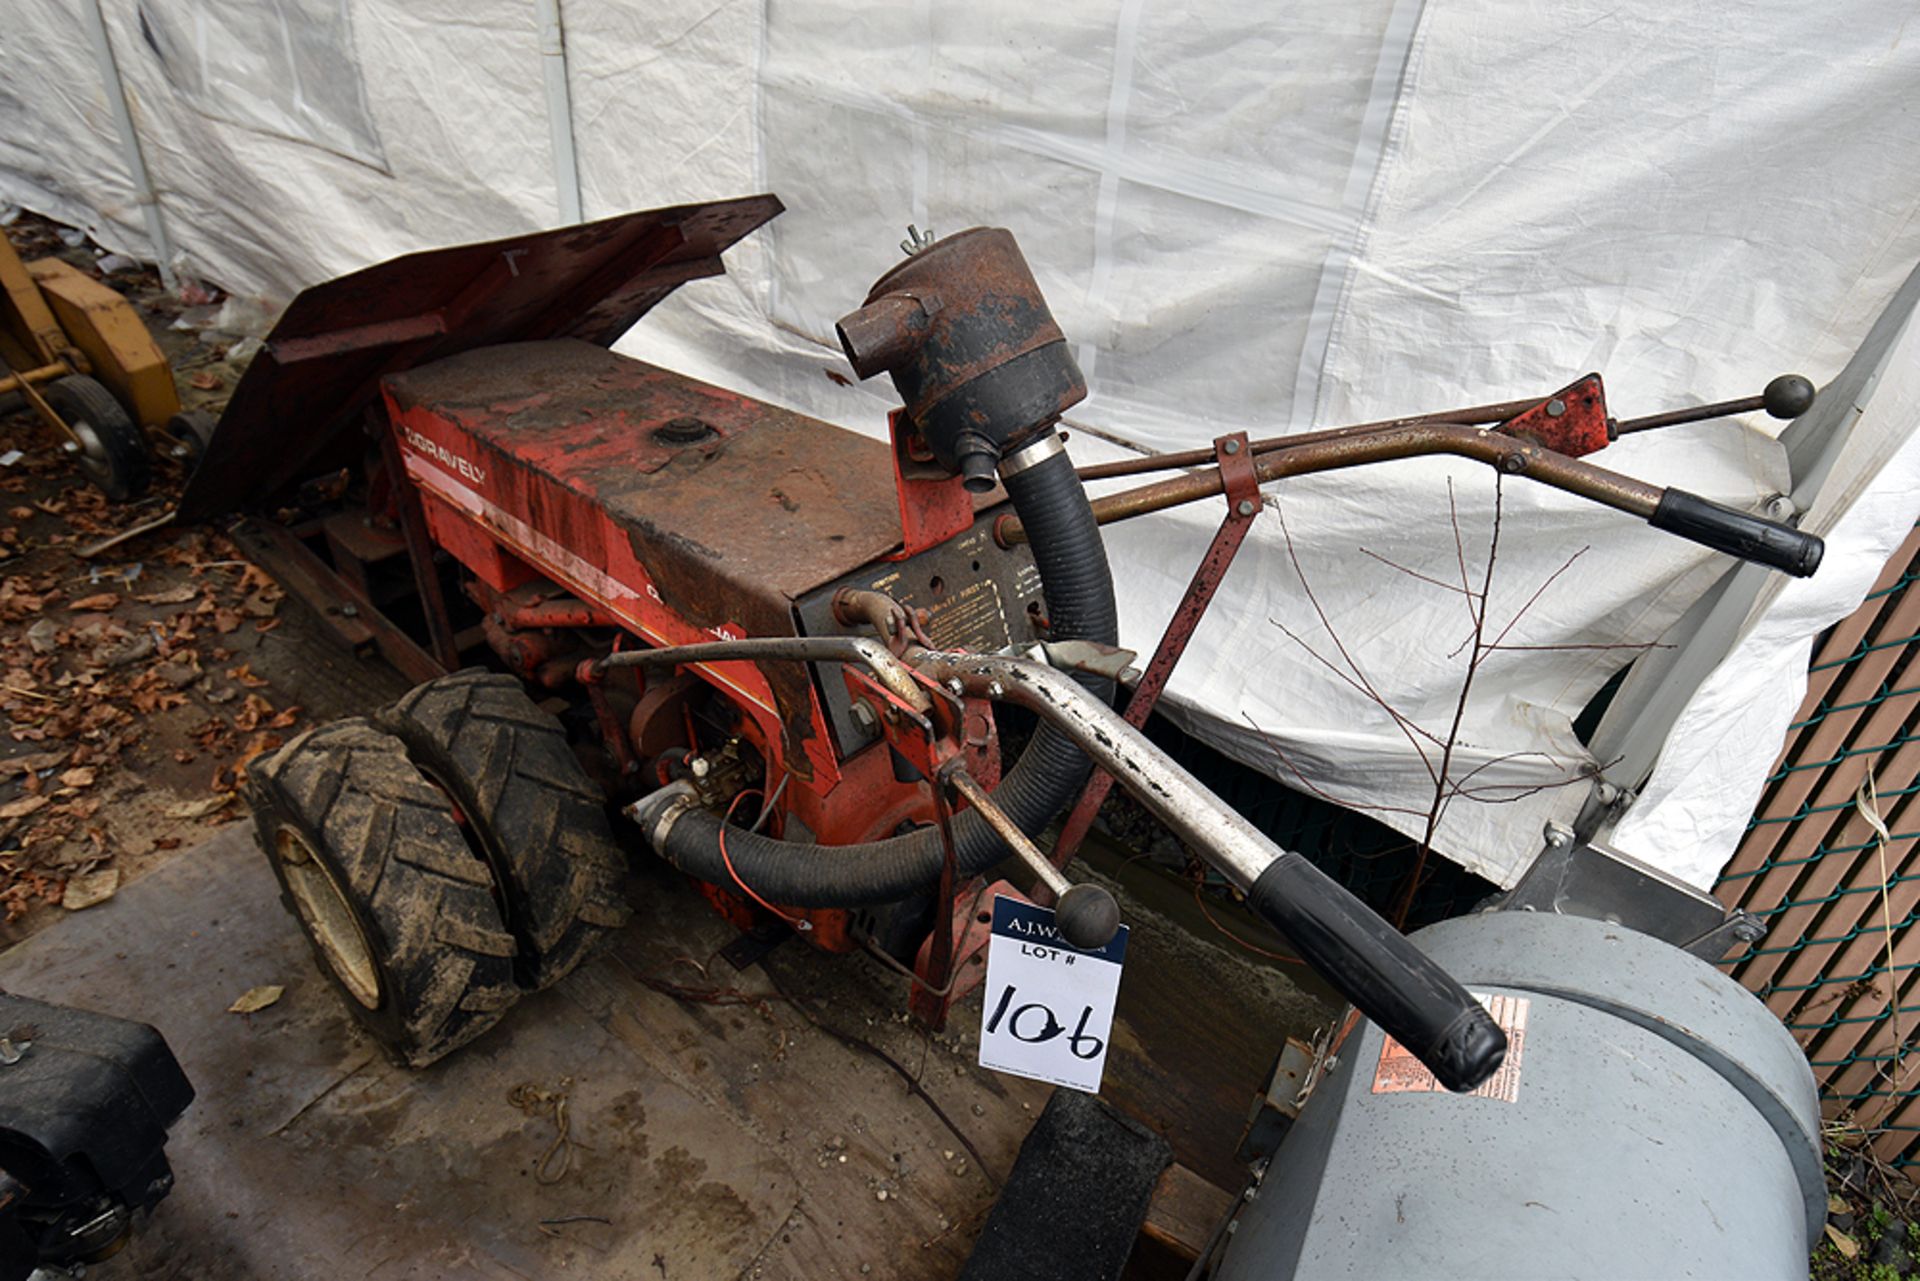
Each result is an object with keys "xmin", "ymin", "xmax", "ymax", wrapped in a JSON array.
[{"xmin": 400, "ymin": 426, "xmax": 487, "ymax": 485}]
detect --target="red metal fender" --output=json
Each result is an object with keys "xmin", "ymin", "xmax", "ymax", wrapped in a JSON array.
[{"xmin": 178, "ymin": 195, "xmax": 783, "ymax": 524}]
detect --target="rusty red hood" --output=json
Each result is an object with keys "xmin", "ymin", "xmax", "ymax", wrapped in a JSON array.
[{"xmin": 178, "ymin": 195, "xmax": 783, "ymax": 524}]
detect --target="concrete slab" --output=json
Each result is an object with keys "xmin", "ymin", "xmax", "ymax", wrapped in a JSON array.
[
  {"xmin": 0, "ymin": 829, "xmax": 1029, "ymax": 1279},
  {"xmin": 1, "ymin": 821, "xmax": 1330, "ymax": 1279}
]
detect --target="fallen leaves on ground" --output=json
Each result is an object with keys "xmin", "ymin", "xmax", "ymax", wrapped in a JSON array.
[
  {"xmin": 0, "ymin": 495, "xmax": 296, "ymax": 920},
  {"xmin": 228, "ymin": 984, "xmax": 284, "ymax": 1014},
  {"xmin": 60, "ymin": 866, "xmax": 118, "ymax": 910}
]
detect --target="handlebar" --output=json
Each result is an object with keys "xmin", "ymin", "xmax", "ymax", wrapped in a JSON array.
[
  {"xmin": 1651, "ymin": 489, "xmax": 1823, "ymax": 577},
  {"xmin": 1000, "ymin": 420, "xmax": 1824, "ymax": 579},
  {"xmin": 615, "ymin": 634, "xmax": 1508, "ymax": 1092},
  {"xmin": 914, "ymin": 649, "xmax": 1508, "ymax": 1093},
  {"xmin": 1247, "ymin": 855, "xmax": 1504, "ymax": 1091}
]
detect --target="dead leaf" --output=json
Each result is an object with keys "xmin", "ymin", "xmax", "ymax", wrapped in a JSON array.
[
  {"xmin": 233, "ymin": 693, "xmax": 274, "ymax": 733},
  {"xmin": 0, "ymin": 750, "xmax": 67, "ymax": 776},
  {"xmin": 226, "ymin": 663, "xmax": 269, "ymax": 688},
  {"xmin": 69, "ymin": 593, "xmax": 120, "ymax": 612},
  {"xmin": 164, "ymin": 793, "xmax": 233, "ymax": 820},
  {"xmin": 61, "ymin": 867, "xmax": 119, "ymax": 910},
  {"xmin": 1826, "ymin": 1224, "xmax": 1859, "ymax": 1259},
  {"xmin": 57, "ymin": 767, "xmax": 95, "ymax": 789},
  {"xmin": 227, "ymin": 984, "xmax": 283, "ymax": 1014},
  {"xmin": 0, "ymin": 795, "xmax": 50, "ymax": 820},
  {"xmin": 136, "ymin": 584, "xmax": 198, "ymax": 606}
]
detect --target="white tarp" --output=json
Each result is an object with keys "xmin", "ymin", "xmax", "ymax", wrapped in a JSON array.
[{"xmin": 5, "ymin": 0, "xmax": 1919, "ymax": 887}]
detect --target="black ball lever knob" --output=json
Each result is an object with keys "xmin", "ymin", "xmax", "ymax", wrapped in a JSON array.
[
  {"xmin": 1762, "ymin": 374, "xmax": 1816, "ymax": 420},
  {"xmin": 1055, "ymin": 883, "xmax": 1122, "ymax": 951}
]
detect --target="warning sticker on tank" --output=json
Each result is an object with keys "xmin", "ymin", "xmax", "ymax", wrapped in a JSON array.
[{"xmin": 1370, "ymin": 991, "xmax": 1529, "ymax": 1103}]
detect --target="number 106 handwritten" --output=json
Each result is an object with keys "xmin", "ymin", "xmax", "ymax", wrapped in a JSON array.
[{"xmin": 984, "ymin": 983, "xmax": 1106, "ymax": 1059}]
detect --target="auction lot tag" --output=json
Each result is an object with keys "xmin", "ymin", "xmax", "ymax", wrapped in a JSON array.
[{"xmin": 977, "ymin": 893, "xmax": 1128, "ymax": 1094}]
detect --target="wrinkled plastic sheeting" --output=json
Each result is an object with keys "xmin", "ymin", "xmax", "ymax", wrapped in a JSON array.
[
  {"xmin": 4, "ymin": 0, "xmax": 1919, "ymax": 887},
  {"xmin": 134, "ymin": 0, "xmax": 388, "ymax": 170},
  {"xmin": 1613, "ymin": 271, "xmax": 1920, "ymax": 888}
]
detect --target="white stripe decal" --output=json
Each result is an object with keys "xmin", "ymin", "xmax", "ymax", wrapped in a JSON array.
[{"xmin": 402, "ymin": 453, "xmax": 780, "ymax": 719}]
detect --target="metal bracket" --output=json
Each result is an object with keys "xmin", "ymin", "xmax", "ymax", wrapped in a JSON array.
[
  {"xmin": 1498, "ymin": 831, "xmax": 1756, "ymax": 958},
  {"xmin": 1043, "ymin": 431, "xmax": 1262, "ymax": 887},
  {"xmin": 1028, "ymin": 639, "xmax": 1140, "ymax": 682}
]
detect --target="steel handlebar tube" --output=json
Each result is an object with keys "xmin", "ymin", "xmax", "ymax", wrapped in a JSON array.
[
  {"xmin": 910, "ymin": 647, "xmax": 1507, "ymax": 1092},
  {"xmin": 911, "ymin": 650, "xmax": 1294, "ymax": 890},
  {"xmin": 1073, "ymin": 396, "xmax": 1554, "ymax": 483},
  {"xmin": 595, "ymin": 634, "xmax": 932, "ymax": 713},
  {"xmin": 1004, "ymin": 422, "xmax": 1661, "ymax": 543}
]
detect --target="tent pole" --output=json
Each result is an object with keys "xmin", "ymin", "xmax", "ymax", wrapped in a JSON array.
[
  {"xmin": 80, "ymin": 0, "xmax": 178, "ymax": 291},
  {"xmin": 535, "ymin": 0, "xmax": 584, "ymax": 225}
]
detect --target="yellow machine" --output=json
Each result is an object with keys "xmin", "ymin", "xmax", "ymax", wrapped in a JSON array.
[{"xmin": 0, "ymin": 232, "xmax": 184, "ymax": 500}]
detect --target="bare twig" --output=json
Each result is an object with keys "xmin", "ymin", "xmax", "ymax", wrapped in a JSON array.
[{"xmin": 1391, "ymin": 480, "xmax": 1504, "ymax": 925}]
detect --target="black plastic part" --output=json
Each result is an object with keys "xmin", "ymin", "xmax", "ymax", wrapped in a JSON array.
[
  {"xmin": 1650, "ymin": 488, "xmax": 1824, "ymax": 577},
  {"xmin": 1247, "ymin": 856, "xmax": 1506, "ymax": 1093},
  {"xmin": 1055, "ymin": 882, "xmax": 1122, "ymax": 951},
  {"xmin": 1762, "ymin": 373, "xmax": 1816, "ymax": 420},
  {"xmin": 0, "ymin": 994, "xmax": 193, "ymax": 1281},
  {"xmin": 959, "ymin": 1089, "xmax": 1171, "ymax": 1281},
  {"xmin": 913, "ymin": 340, "xmax": 1084, "ymax": 474}
]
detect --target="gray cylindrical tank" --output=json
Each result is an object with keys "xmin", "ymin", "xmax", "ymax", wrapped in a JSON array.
[{"xmin": 1215, "ymin": 911, "xmax": 1822, "ymax": 1280}]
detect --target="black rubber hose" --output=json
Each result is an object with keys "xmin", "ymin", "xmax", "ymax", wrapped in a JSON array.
[{"xmin": 638, "ymin": 442, "xmax": 1118, "ymax": 906}]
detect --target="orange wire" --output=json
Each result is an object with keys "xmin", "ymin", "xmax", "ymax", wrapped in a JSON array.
[
  {"xmin": 1192, "ymin": 880, "xmax": 1302, "ymax": 965},
  {"xmin": 718, "ymin": 788, "xmax": 811, "ymax": 932}
]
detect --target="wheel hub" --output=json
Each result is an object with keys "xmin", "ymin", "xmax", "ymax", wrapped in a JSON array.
[{"xmin": 274, "ymin": 826, "xmax": 381, "ymax": 1009}]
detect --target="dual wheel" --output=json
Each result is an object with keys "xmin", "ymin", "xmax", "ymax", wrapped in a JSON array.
[{"xmin": 245, "ymin": 670, "xmax": 631, "ymax": 1067}]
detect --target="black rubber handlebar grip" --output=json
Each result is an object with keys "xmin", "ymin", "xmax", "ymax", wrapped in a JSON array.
[
  {"xmin": 1650, "ymin": 489, "xmax": 1824, "ymax": 578},
  {"xmin": 1248, "ymin": 855, "xmax": 1506, "ymax": 1093}
]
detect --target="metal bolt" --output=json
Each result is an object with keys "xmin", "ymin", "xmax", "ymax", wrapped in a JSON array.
[
  {"xmin": 1236, "ymin": 499, "xmax": 1256, "ymax": 517},
  {"xmin": 1545, "ymin": 398, "xmax": 1566, "ymax": 418},
  {"xmin": 1542, "ymin": 821, "xmax": 1574, "ymax": 848},
  {"xmin": 1499, "ymin": 452, "xmax": 1527, "ymax": 474},
  {"xmin": 986, "ymin": 681, "xmax": 1004, "ymax": 700},
  {"xmin": 900, "ymin": 224, "xmax": 936, "ymax": 257},
  {"xmin": 850, "ymin": 702, "xmax": 878, "ymax": 732},
  {"xmin": 0, "ymin": 1037, "xmax": 22, "ymax": 1066},
  {"xmin": 1596, "ymin": 781, "xmax": 1620, "ymax": 806},
  {"xmin": 946, "ymin": 678, "xmax": 965, "ymax": 697},
  {"xmin": 1764, "ymin": 494, "xmax": 1798, "ymax": 522},
  {"xmin": 1222, "ymin": 439, "xmax": 1241, "ymax": 455},
  {"xmin": 339, "ymin": 603, "xmax": 360, "ymax": 617},
  {"xmin": 691, "ymin": 757, "xmax": 710, "ymax": 779},
  {"xmin": 61, "ymin": 440, "xmax": 80, "ymax": 454}
]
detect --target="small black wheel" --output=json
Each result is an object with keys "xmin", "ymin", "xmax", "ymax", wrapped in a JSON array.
[
  {"xmin": 41, "ymin": 375, "xmax": 150, "ymax": 502},
  {"xmin": 377, "ymin": 669, "xmax": 631, "ymax": 990},
  {"xmin": 160, "ymin": 408, "xmax": 218, "ymax": 470},
  {"xmin": 246, "ymin": 718, "xmax": 521, "ymax": 1067}
]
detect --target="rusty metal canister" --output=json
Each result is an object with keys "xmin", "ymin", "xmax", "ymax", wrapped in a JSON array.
[{"xmin": 836, "ymin": 228, "xmax": 1086, "ymax": 491}]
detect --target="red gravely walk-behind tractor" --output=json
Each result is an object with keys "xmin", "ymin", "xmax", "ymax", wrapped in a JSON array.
[{"xmin": 176, "ymin": 197, "xmax": 1822, "ymax": 1099}]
